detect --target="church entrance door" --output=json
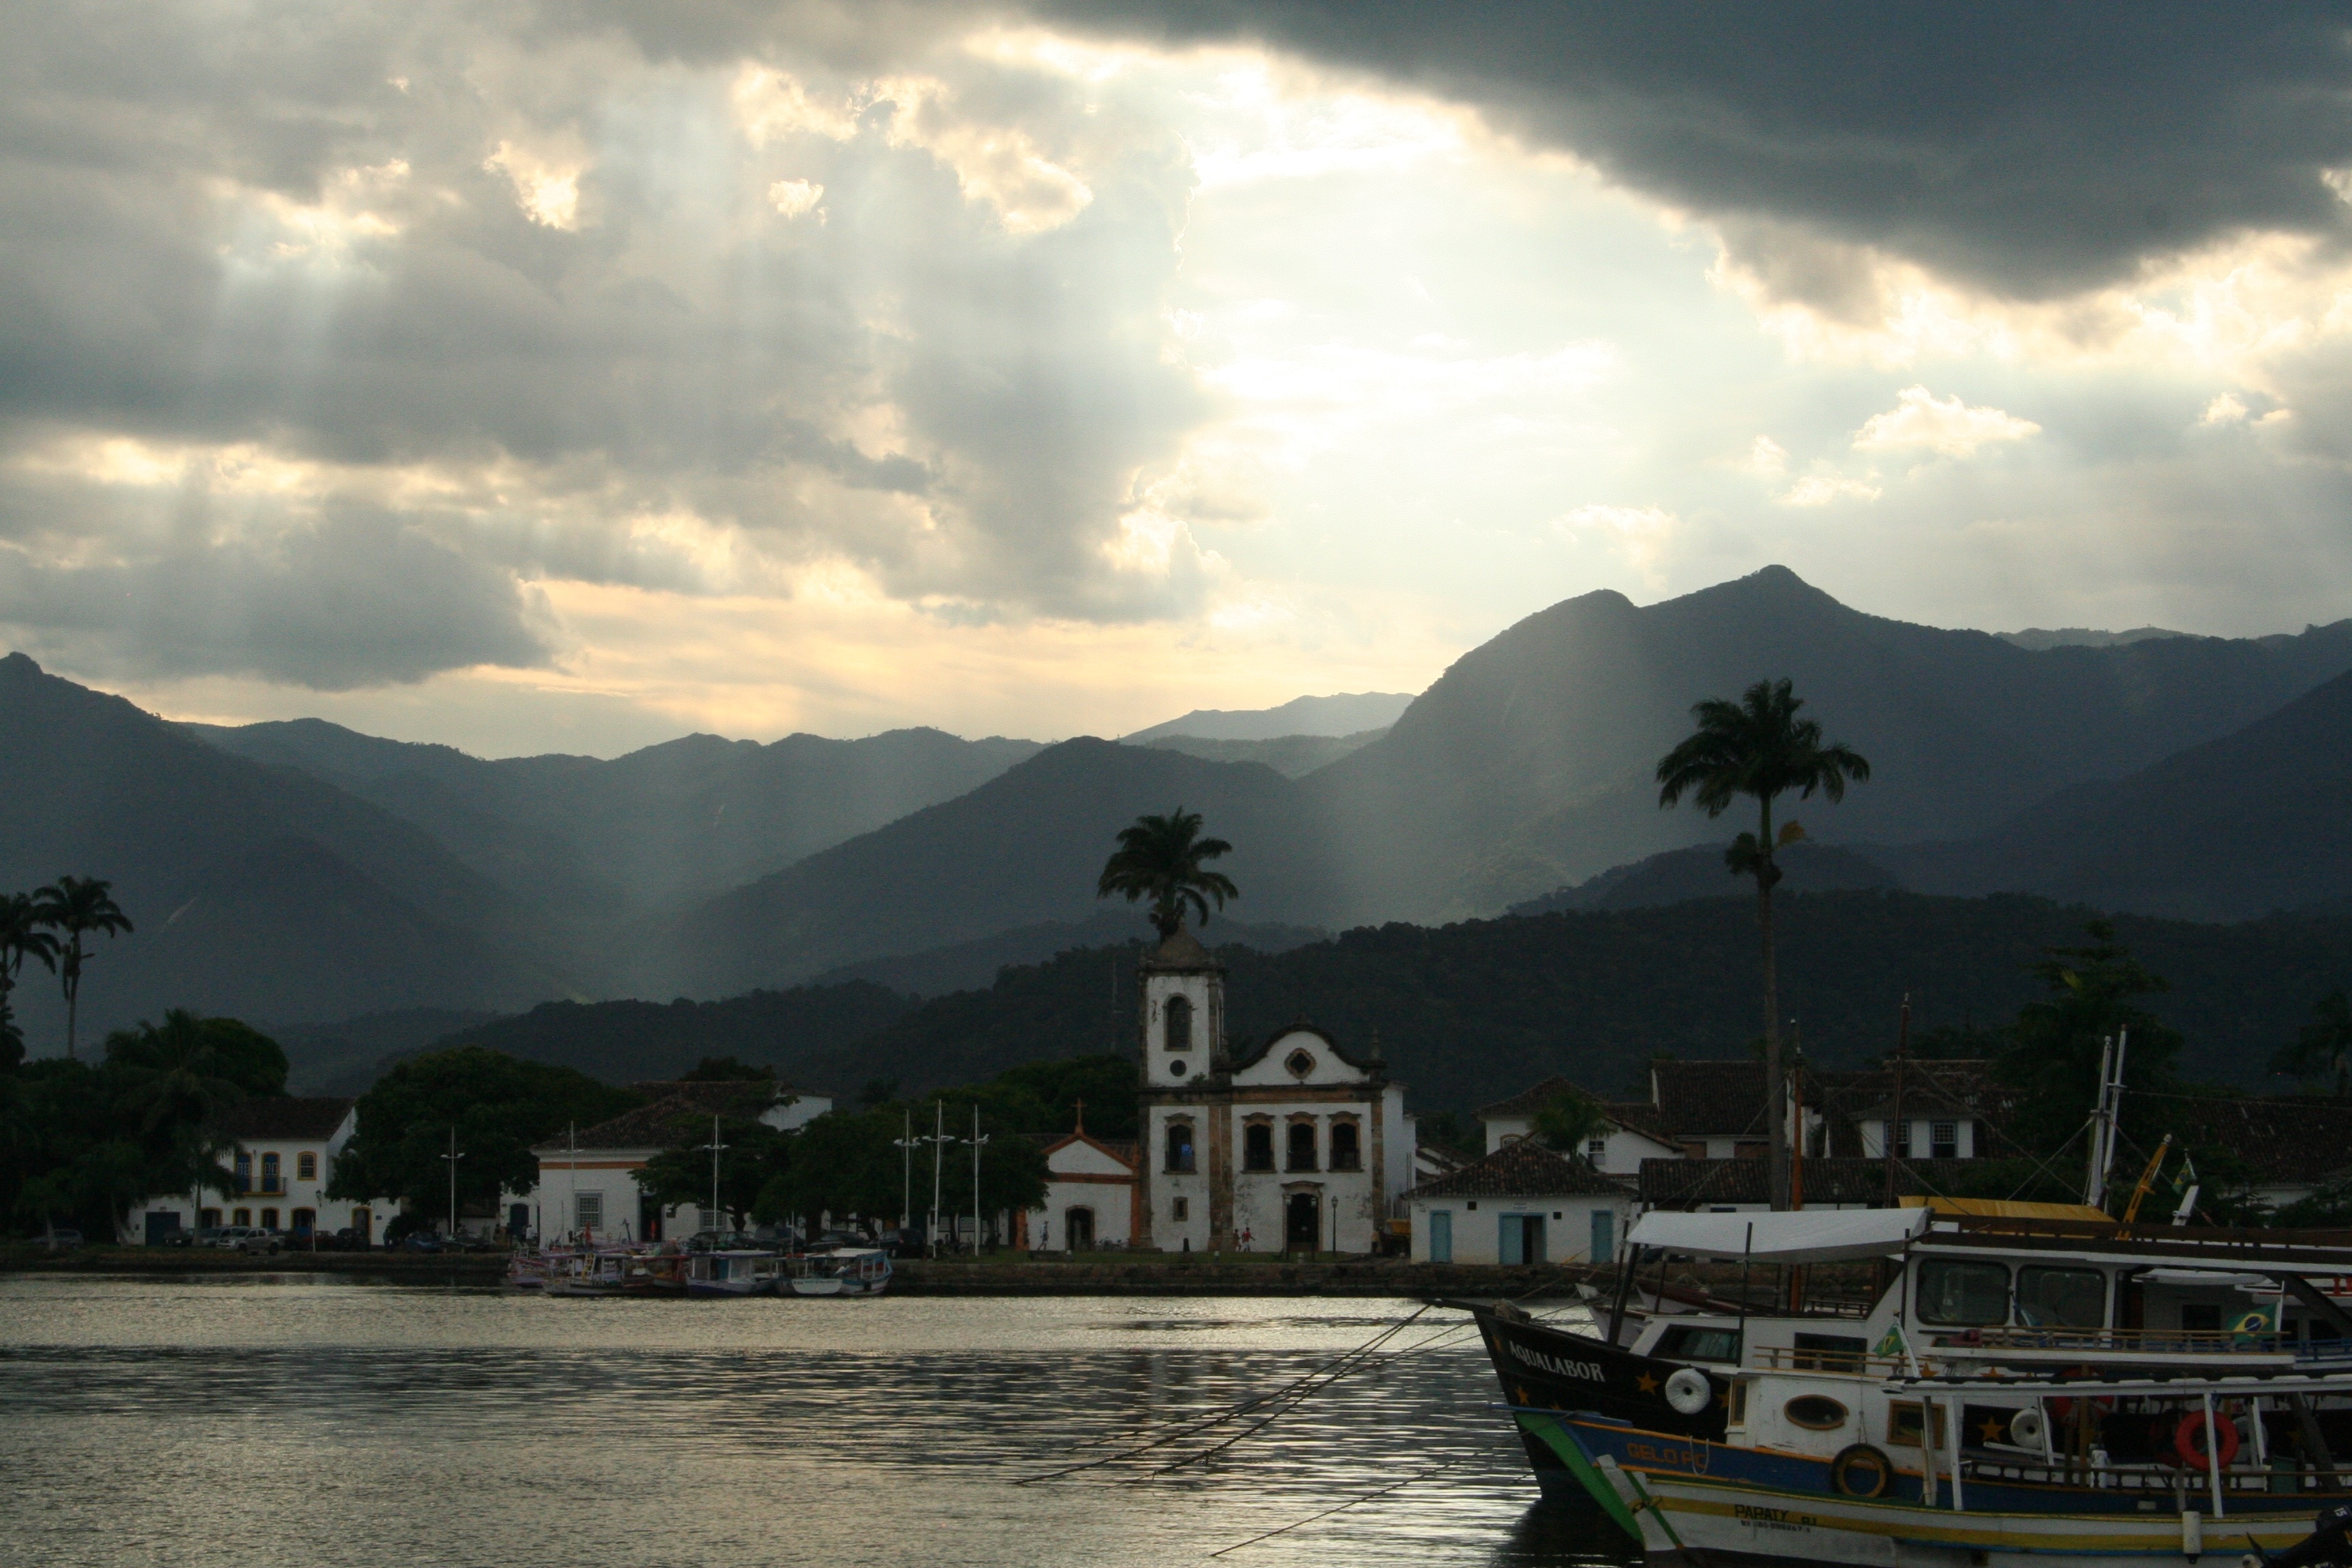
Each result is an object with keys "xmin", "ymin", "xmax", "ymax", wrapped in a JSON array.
[
  {"xmin": 1065, "ymin": 1207, "xmax": 1094, "ymax": 1251},
  {"xmin": 1285, "ymin": 1192, "xmax": 1320, "ymax": 1252}
]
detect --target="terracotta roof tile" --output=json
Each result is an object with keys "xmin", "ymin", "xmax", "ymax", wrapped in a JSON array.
[
  {"xmin": 1405, "ymin": 1140, "xmax": 1631, "ymax": 1200},
  {"xmin": 1637, "ymin": 1156, "xmax": 1978, "ymax": 1208},
  {"xmin": 217, "ymin": 1098, "xmax": 353, "ymax": 1141}
]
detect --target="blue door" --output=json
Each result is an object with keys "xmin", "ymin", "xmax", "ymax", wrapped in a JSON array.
[
  {"xmin": 1590, "ymin": 1208, "xmax": 1614, "ymax": 1262},
  {"xmin": 1499, "ymin": 1213, "xmax": 1545, "ymax": 1265},
  {"xmin": 1428, "ymin": 1210, "xmax": 1452, "ymax": 1263}
]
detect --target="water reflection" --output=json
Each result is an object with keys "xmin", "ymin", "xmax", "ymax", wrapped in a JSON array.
[{"xmin": 1, "ymin": 1276, "xmax": 1637, "ymax": 1568}]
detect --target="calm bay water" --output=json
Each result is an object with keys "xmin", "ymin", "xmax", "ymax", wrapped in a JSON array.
[{"xmin": 1, "ymin": 1275, "xmax": 1637, "ymax": 1568}]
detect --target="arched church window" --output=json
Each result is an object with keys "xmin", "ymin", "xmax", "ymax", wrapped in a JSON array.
[
  {"xmin": 1329, "ymin": 1122, "xmax": 1360, "ymax": 1171},
  {"xmin": 1165, "ymin": 1122, "xmax": 1196, "ymax": 1173},
  {"xmin": 1164, "ymin": 996, "xmax": 1192, "ymax": 1053},
  {"xmin": 1287, "ymin": 1122, "xmax": 1318, "ymax": 1173},
  {"xmin": 1243, "ymin": 1123, "xmax": 1275, "ymax": 1171}
]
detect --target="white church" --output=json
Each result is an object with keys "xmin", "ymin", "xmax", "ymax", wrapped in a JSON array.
[{"xmin": 1135, "ymin": 928, "xmax": 1418, "ymax": 1252}]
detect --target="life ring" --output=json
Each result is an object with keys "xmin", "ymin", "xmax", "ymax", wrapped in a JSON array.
[
  {"xmin": 1663, "ymin": 1367, "xmax": 1714, "ymax": 1416},
  {"xmin": 2174, "ymin": 1411, "xmax": 2240, "ymax": 1469},
  {"xmin": 1830, "ymin": 1443, "xmax": 1894, "ymax": 1499},
  {"xmin": 2008, "ymin": 1407, "xmax": 2047, "ymax": 1450}
]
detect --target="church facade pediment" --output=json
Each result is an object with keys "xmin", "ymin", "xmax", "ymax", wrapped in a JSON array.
[{"xmin": 1133, "ymin": 929, "xmax": 1416, "ymax": 1255}]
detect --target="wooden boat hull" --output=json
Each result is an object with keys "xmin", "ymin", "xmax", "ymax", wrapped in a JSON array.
[
  {"xmin": 1537, "ymin": 1407, "xmax": 2348, "ymax": 1565},
  {"xmin": 1471, "ymin": 1305, "xmax": 1727, "ymax": 1440}
]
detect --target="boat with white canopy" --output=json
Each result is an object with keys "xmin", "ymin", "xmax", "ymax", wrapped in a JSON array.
[{"xmin": 1468, "ymin": 1204, "xmax": 2352, "ymax": 1565}]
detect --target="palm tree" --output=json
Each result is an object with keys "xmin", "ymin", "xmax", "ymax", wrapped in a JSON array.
[
  {"xmin": 2275, "ymin": 990, "xmax": 2352, "ymax": 1097},
  {"xmin": 32, "ymin": 876, "xmax": 133, "ymax": 1061},
  {"xmin": 1532, "ymin": 1088, "xmax": 1611, "ymax": 1165},
  {"xmin": 0, "ymin": 892, "xmax": 59, "ymax": 1015},
  {"xmin": 113, "ymin": 1009, "xmax": 247, "ymax": 1239},
  {"xmin": 1656, "ymin": 678, "xmax": 1870, "ymax": 1210},
  {"xmin": 1096, "ymin": 807, "xmax": 1240, "ymax": 940}
]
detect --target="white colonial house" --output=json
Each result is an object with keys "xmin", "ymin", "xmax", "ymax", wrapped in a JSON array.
[
  {"xmin": 1135, "ymin": 928, "xmax": 1418, "ymax": 1254},
  {"xmin": 1018, "ymin": 1116, "xmax": 1139, "ymax": 1250},
  {"xmin": 514, "ymin": 1079, "xmax": 832, "ymax": 1243},
  {"xmin": 1475, "ymin": 1075, "xmax": 1685, "ymax": 1176},
  {"xmin": 125, "ymin": 1098, "xmax": 395, "ymax": 1245},
  {"xmin": 1404, "ymin": 1141, "xmax": 1634, "ymax": 1267}
]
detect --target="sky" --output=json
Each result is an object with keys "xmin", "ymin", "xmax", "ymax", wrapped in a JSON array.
[{"xmin": 7, "ymin": 2, "xmax": 2352, "ymax": 756}]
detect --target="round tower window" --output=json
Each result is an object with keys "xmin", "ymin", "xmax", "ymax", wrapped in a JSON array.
[
  {"xmin": 1169, "ymin": 1060, "xmax": 1188, "ymax": 1078},
  {"xmin": 1286, "ymin": 1049, "xmax": 1315, "ymax": 1077}
]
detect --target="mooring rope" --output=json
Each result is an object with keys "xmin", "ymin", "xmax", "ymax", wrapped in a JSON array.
[
  {"xmin": 1016, "ymin": 1304, "xmax": 1435, "ymax": 1484},
  {"xmin": 1203, "ymin": 1451, "xmax": 1480, "ymax": 1558}
]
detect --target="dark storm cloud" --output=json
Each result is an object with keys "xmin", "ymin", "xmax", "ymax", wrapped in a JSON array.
[
  {"xmin": 0, "ymin": 0, "xmax": 1217, "ymax": 685},
  {"xmin": 1039, "ymin": 0, "xmax": 2352, "ymax": 298},
  {"xmin": 0, "ymin": 510, "xmax": 549, "ymax": 689}
]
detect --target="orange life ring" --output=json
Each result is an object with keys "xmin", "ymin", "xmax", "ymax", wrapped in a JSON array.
[{"xmin": 2174, "ymin": 1411, "xmax": 2240, "ymax": 1469}]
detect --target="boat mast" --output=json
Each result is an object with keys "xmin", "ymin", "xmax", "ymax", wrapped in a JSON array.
[
  {"xmin": 1882, "ymin": 995, "xmax": 1908, "ymax": 1207},
  {"xmin": 2083, "ymin": 1031, "xmax": 2129, "ymax": 1211}
]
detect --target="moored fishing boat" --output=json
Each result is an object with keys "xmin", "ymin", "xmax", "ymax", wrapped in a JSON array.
[
  {"xmin": 789, "ymin": 1247, "xmax": 892, "ymax": 1296},
  {"xmin": 544, "ymin": 1247, "xmax": 634, "ymax": 1297},
  {"xmin": 1470, "ymin": 1205, "xmax": 2352, "ymax": 1565},
  {"xmin": 685, "ymin": 1250, "xmax": 782, "ymax": 1297}
]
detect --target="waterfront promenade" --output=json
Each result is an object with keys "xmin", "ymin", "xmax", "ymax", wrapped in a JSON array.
[{"xmin": 0, "ymin": 1245, "xmax": 1603, "ymax": 1296}]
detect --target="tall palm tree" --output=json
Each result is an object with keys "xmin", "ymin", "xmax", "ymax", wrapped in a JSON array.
[
  {"xmin": 32, "ymin": 876, "xmax": 133, "ymax": 1061},
  {"xmin": 114, "ymin": 1009, "xmax": 248, "ymax": 1237},
  {"xmin": 1656, "ymin": 678, "xmax": 1870, "ymax": 1210},
  {"xmin": 2275, "ymin": 990, "xmax": 2352, "ymax": 1097},
  {"xmin": 1096, "ymin": 807, "xmax": 1240, "ymax": 940},
  {"xmin": 0, "ymin": 892, "xmax": 59, "ymax": 1015}
]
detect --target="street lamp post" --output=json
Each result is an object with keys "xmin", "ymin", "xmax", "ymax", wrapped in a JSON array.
[
  {"xmin": 924, "ymin": 1102, "xmax": 953, "ymax": 1258},
  {"xmin": 441, "ymin": 1128, "xmax": 465, "ymax": 1241},
  {"xmin": 893, "ymin": 1109, "xmax": 917, "ymax": 1250},
  {"xmin": 700, "ymin": 1117, "xmax": 730, "ymax": 1241},
  {"xmin": 963, "ymin": 1105, "xmax": 990, "ymax": 1256}
]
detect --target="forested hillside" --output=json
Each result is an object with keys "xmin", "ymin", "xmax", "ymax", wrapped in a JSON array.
[{"xmin": 779, "ymin": 892, "xmax": 2352, "ymax": 1111}]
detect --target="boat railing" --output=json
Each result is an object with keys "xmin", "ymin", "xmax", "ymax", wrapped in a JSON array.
[
  {"xmin": 1927, "ymin": 1326, "xmax": 2295, "ymax": 1357},
  {"xmin": 1749, "ymin": 1346, "xmax": 1909, "ymax": 1376}
]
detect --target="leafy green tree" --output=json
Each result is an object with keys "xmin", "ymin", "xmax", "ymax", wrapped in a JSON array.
[
  {"xmin": 758, "ymin": 1107, "xmax": 907, "ymax": 1231},
  {"xmin": 973, "ymin": 1055, "xmax": 1138, "ymax": 1139},
  {"xmin": 104, "ymin": 1011, "xmax": 274, "ymax": 1232},
  {"xmin": 635, "ymin": 1114, "xmax": 789, "ymax": 1232},
  {"xmin": 2273, "ymin": 990, "xmax": 2352, "ymax": 1098},
  {"xmin": 1097, "ymin": 807, "xmax": 1239, "ymax": 939},
  {"xmin": 1531, "ymin": 1088, "xmax": 1610, "ymax": 1162},
  {"xmin": 1994, "ymin": 920, "xmax": 2185, "ymax": 1156},
  {"xmin": 31, "ymin": 877, "xmax": 133, "ymax": 1061},
  {"xmin": 329, "ymin": 1047, "xmax": 642, "ymax": 1222},
  {"xmin": 108, "ymin": 1012, "xmax": 287, "ymax": 1100},
  {"xmin": 1656, "ymin": 678, "xmax": 1870, "ymax": 1209}
]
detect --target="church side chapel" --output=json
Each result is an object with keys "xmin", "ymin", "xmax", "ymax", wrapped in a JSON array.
[{"xmin": 1135, "ymin": 929, "xmax": 1418, "ymax": 1254}]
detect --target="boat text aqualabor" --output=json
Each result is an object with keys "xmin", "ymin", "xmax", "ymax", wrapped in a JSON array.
[{"xmin": 1467, "ymin": 1202, "xmax": 2352, "ymax": 1567}]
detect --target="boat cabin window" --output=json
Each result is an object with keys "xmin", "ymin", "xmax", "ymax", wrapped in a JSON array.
[
  {"xmin": 2016, "ymin": 1265, "xmax": 2106, "ymax": 1329},
  {"xmin": 1916, "ymin": 1258, "xmax": 2009, "ymax": 1326},
  {"xmin": 1654, "ymin": 1324, "xmax": 1742, "ymax": 1363},
  {"xmin": 2178, "ymin": 1303, "xmax": 2222, "ymax": 1334}
]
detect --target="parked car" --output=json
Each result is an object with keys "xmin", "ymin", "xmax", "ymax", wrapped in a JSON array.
[
  {"xmin": 206, "ymin": 1226, "xmax": 281, "ymax": 1255},
  {"xmin": 37, "ymin": 1226, "xmax": 84, "ymax": 1250},
  {"xmin": 395, "ymin": 1232, "xmax": 444, "ymax": 1253}
]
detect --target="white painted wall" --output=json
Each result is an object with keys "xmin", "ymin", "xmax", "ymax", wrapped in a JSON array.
[{"xmin": 1409, "ymin": 1192, "xmax": 1631, "ymax": 1264}]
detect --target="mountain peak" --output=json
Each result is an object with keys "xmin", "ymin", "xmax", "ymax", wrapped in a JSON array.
[{"xmin": 1, "ymin": 651, "xmax": 45, "ymax": 678}]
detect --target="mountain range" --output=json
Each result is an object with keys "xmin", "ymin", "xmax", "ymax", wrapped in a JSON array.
[{"xmin": 8, "ymin": 565, "xmax": 2352, "ymax": 1047}]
